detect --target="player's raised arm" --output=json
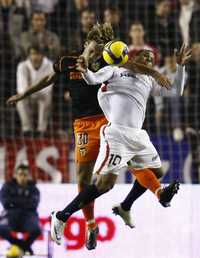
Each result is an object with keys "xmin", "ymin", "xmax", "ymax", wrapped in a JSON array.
[
  {"xmin": 82, "ymin": 66, "xmax": 115, "ymax": 85},
  {"xmin": 152, "ymin": 43, "xmax": 192, "ymax": 96},
  {"xmin": 7, "ymin": 72, "xmax": 58, "ymax": 105},
  {"xmin": 171, "ymin": 44, "xmax": 191, "ymax": 95},
  {"xmin": 122, "ymin": 58, "xmax": 172, "ymax": 89}
]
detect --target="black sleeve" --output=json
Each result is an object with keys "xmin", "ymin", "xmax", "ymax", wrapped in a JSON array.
[{"xmin": 53, "ymin": 56, "xmax": 77, "ymax": 73}]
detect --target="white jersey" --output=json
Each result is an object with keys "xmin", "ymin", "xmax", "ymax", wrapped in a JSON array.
[
  {"xmin": 82, "ymin": 65, "xmax": 185, "ymax": 129},
  {"xmin": 17, "ymin": 57, "xmax": 54, "ymax": 95}
]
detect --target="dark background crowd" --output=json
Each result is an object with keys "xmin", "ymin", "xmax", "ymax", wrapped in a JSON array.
[{"xmin": 1, "ymin": 0, "xmax": 200, "ymax": 181}]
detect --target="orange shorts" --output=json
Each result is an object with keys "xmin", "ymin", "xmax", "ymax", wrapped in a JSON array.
[{"xmin": 73, "ymin": 114, "xmax": 108, "ymax": 163}]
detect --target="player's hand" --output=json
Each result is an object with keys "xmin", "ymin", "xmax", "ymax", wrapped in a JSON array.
[
  {"xmin": 76, "ymin": 56, "xmax": 88, "ymax": 73},
  {"xmin": 175, "ymin": 43, "xmax": 192, "ymax": 66},
  {"xmin": 153, "ymin": 72, "xmax": 172, "ymax": 89},
  {"xmin": 7, "ymin": 94, "xmax": 25, "ymax": 105}
]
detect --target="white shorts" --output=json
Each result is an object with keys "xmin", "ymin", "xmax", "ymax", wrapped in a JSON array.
[{"xmin": 93, "ymin": 123, "xmax": 162, "ymax": 175}]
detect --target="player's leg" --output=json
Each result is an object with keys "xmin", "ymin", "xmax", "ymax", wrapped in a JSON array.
[
  {"xmin": 113, "ymin": 167, "xmax": 163, "ymax": 228},
  {"xmin": 51, "ymin": 123, "xmax": 130, "ymax": 245},
  {"xmin": 131, "ymin": 130, "xmax": 179, "ymax": 204},
  {"xmin": 51, "ymin": 172, "xmax": 117, "ymax": 245},
  {"xmin": 130, "ymin": 166, "xmax": 179, "ymax": 206},
  {"xmin": 113, "ymin": 130, "xmax": 179, "ymax": 226},
  {"xmin": 76, "ymin": 161, "xmax": 96, "ymax": 227},
  {"xmin": 119, "ymin": 167, "xmax": 163, "ymax": 211},
  {"xmin": 74, "ymin": 115, "xmax": 107, "ymax": 249},
  {"xmin": 58, "ymin": 172, "xmax": 117, "ymax": 221},
  {"xmin": 76, "ymin": 161, "xmax": 98, "ymax": 250}
]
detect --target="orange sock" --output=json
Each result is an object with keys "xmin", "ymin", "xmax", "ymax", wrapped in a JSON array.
[
  {"xmin": 132, "ymin": 168, "xmax": 162, "ymax": 198},
  {"xmin": 78, "ymin": 185, "xmax": 97, "ymax": 230}
]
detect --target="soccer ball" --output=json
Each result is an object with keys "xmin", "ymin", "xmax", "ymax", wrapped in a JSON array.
[{"xmin": 103, "ymin": 40, "xmax": 129, "ymax": 65}]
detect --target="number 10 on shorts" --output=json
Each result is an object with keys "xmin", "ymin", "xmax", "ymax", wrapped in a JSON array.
[{"xmin": 108, "ymin": 154, "xmax": 122, "ymax": 166}]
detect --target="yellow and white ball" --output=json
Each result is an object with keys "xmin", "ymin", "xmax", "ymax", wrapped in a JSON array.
[{"xmin": 103, "ymin": 40, "xmax": 129, "ymax": 65}]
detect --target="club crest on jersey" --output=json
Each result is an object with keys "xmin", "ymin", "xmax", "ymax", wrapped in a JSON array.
[{"xmin": 79, "ymin": 147, "xmax": 87, "ymax": 156}]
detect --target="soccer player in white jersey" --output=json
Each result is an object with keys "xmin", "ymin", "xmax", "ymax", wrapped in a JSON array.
[{"xmin": 50, "ymin": 44, "xmax": 191, "ymax": 244}]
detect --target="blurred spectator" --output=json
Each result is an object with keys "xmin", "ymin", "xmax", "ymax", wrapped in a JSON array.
[
  {"xmin": 155, "ymin": 54, "xmax": 187, "ymax": 141},
  {"xmin": 0, "ymin": 0, "xmax": 26, "ymax": 133},
  {"xmin": 0, "ymin": 162, "xmax": 41, "ymax": 255},
  {"xmin": 128, "ymin": 22, "xmax": 159, "ymax": 64},
  {"xmin": 16, "ymin": 45, "xmax": 53, "ymax": 137},
  {"xmin": 74, "ymin": 0, "xmax": 89, "ymax": 11},
  {"xmin": 30, "ymin": 0, "xmax": 59, "ymax": 14},
  {"xmin": 0, "ymin": 0, "xmax": 28, "ymax": 59},
  {"xmin": 148, "ymin": 0, "xmax": 181, "ymax": 62},
  {"xmin": 178, "ymin": 0, "xmax": 194, "ymax": 45},
  {"xmin": 15, "ymin": 0, "xmax": 32, "ymax": 17},
  {"xmin": 104, "ymin": 6, "xmax": 125, "ymax": 40},
  {"xmin": 186, "ymin": 42, "xmax": 200, "ymax": 183},
  {"xmin": 20, "ymin": 10, "xmax": 60, "ymax": 60},
  {"xmin": 189, "ymin": 0, "xmax": 200, "ymax": 44},
  {"xmin": 127, "ymin": 21, "xmax": 159, "ymax": 134},
  {"xmin": 51, "ymin": 0, "xmax": 91, "ymax": 50},
  {"xmin": 69, "ymin": 8, "xmax": 96, "ymax": 53}
]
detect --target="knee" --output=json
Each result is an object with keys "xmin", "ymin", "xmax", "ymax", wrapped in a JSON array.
[
  {"xmin": 96, "ymin": 180, "xmax": 114, "ymax": 194},
  {"xmin": 76, "ymin": 164, "xmax": 94, "ymax": 189},
  {"xmin": 78, "ymin": 177, "xmax": 89, "ymax": 190}
]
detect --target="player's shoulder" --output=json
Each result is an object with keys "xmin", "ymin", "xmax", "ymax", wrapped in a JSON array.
[{"xmin": 102, "ymin": 64, "xmax": 118, "ymax": 75}]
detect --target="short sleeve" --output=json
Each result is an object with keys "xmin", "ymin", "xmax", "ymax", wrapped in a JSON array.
[{"xmin": 53, "ymin": 56, "xmax": 77, "ymax": 73}]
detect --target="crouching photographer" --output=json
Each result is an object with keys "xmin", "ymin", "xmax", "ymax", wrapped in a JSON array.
[{"xmin": 0, "ymin": 162, "xmax": 41, "ymax": 256}]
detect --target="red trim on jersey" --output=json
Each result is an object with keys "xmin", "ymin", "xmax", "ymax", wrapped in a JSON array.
[
  {"xmin": 95, "ymin": 125, "xmax": 110, "ymax": 174},
  {"xmin": 101, "ymin": 83, "xmax": 107, "ymax": 92}
]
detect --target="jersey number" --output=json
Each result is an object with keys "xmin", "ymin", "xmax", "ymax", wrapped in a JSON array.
[
  {"xmin": 108, "ymin": 154, "xmax": 122, "ymax": 166},
  {"xmin": 77, "ymin": 133, "xmax": 88, "ymax": 146}
]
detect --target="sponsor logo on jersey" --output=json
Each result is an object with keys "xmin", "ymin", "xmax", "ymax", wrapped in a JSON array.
[
  {"xmin": 152, "ymin": 154, "xmax": 158, "ymax": 161},
  {"xmin": 69, "ymin": 72, "xmax": 82, "ymax": 80},
  {"xmin": 120, "ymin": 72, "xmax": 137, "ymax": 78}
]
